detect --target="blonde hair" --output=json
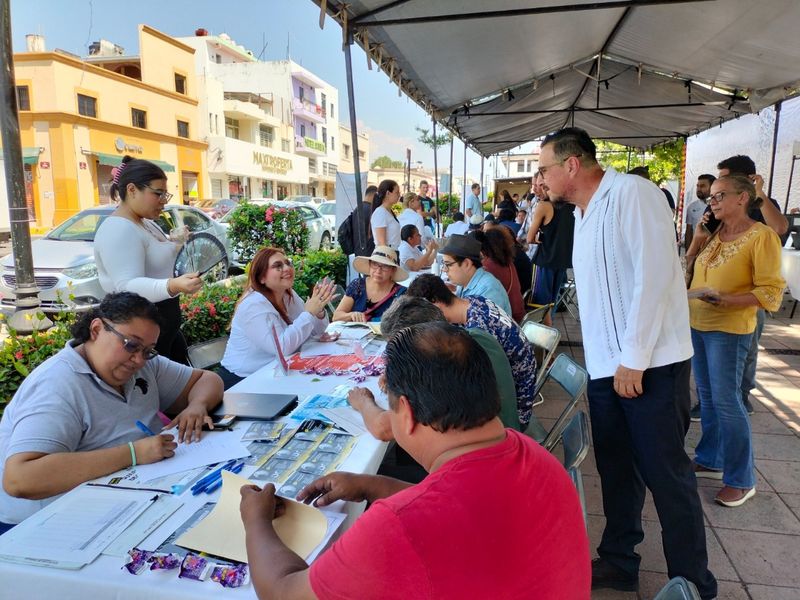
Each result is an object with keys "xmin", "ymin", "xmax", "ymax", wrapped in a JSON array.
[{"xmin": 402, "ymin": 192, "xmax": 418, "ymax": 209}]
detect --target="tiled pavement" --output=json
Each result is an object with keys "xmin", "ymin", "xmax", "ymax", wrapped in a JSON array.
[{"xmin": 538, "ymin": 292, "xmax": 800, "ymax": 600}]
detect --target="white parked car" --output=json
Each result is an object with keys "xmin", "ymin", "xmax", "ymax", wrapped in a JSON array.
[{"xmin": 316, "ymin": 201, "xmax": 337, "ymax": 240}]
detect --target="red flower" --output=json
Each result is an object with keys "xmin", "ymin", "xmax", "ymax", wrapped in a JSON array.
[
  {"xmin": 180, "ymin": 303, "xmax": 188, "ymax": 310},
  {"xmin": 14, "ymin": 351, "xmax": 24, "ymax": 360},
  {"xmin": 207, "ymin": 302, "xmax": 217, "ymax": 317},
  {"xmin": 221, "ymin": 296, "xmax": 230, "ymax": 302}
]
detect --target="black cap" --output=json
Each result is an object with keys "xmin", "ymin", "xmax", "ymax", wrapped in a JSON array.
[{"xmin": 440, "ymin": 234, "xmax": 482, "ymax": 261}]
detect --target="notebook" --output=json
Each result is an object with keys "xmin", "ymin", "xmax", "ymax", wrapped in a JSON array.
[{"xmin": 213, "ymin": 392, "xmax": 298, "ymax": 420}]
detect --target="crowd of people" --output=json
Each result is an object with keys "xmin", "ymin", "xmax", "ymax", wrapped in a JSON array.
[{"xmin": 0, "ymin": 123, "xmax": 789, "ymax": 599}]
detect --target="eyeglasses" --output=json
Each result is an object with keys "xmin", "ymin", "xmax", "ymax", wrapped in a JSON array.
[
  {"xmin": 370, "ymin": 261, "xmax": 394, "ymax": 271},
  {"xmin": 441, "ymin": 260, "xmax": 458, "ymax": 271},
  {"xmin": 538, "ymin": 154, "xmax": 582, "ymax": 176},
  {"xmin": 145, "ymin": 185, "xmax": 173, "ymax": 202},
  {"xmin": 269, "ymin": 259, "xmax": 294, "ymax": 271},
  {"xmin": 102, "ymin": 319, "xmax": 158, "ymax": 360},
  {"xmin": 708, "ymin": 191, "xmax": 733, "ymax": 204}
]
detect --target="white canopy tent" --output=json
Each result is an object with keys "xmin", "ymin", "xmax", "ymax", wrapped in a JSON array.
[{"xmin": 312, "ymin": 0, "xmax": 800, "ymax": 154}]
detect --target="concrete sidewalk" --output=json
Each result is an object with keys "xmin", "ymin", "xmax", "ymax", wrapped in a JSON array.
[{"xmin": 539, "ymin": 293, "xmax": 800, "ymax": 600}]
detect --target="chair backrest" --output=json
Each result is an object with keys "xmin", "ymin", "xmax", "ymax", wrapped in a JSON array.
[
  {"xmin": 653, "ymin": 577, "xmax": 701, "ymax": 600},
  {"xmin": 541, "ymin": 354, "xmax": 588, "ymax": 451},
  {"xmin": 561, "ymin": 410, "xmax": 590, "ymax": 471},
  {"xmin": 327, "ymin": 284, "xmax": 346, "ymax": 318},
  {"xmin": 521, "ymin": 321, "xmax": 560, "ymax": 384},
  {"xmin": 187, "ymin": 336, "xmax": 229, "ymax": 370},
  {"xmin": 520, "ymin": 303, "xmax": 552, "ymax": 327},
  {"xmin": 568, "ymin": 466, "xmax": 587, "ymax": 526}
]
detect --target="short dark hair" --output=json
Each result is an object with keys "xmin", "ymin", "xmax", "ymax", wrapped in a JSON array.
[
  {"xmin": 698, "ymin": 174, "xmax": 716, "ymax": 185},
  {"xmin": 452, "ymin": 211, "xmax": 465, "ymax": 222},
  {"xmin": 400, "ymin": 223, "xmax": 418, "ymax": 242},
  {"xmin": 385, "ymin": 322, "xmax": 500, "ymax": 432},
  {"xmin": 471, "ymin": 183, "xmax": 480, "ymax": 191},
  {"xmin": 497, "ymin": 207, "xmax": 516, "ymax": 222},
  {"xmin": 407, "ymin": 274, "xmax": 457, "ymax": 306},
  {"xmin": 364, "ymin": 185, "xmax": 378, "ymax": 198},
  {"xmin": 419, "ymin": 180, "xmax": 428, "ymax": 186},
  {"xmin": 380, "ymin": 296, "xmax": 447, "ymax": 338},
  {"xmin": 717, "ymin": 155, "xmax": 756, "ymax": 176},
  {"xmin": 541, "ymin": 127, "xmax": 597, "ymax": 164},
  {"xmin": 71, "ymin": 292, "xmax": 162, "ymax": 343},
  {"xmin": 110, "ymin": 155, "xmax": 167, "ymax": 203}
]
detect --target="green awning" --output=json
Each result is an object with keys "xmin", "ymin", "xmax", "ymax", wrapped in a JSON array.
[
  {"xmin": 93, "ymin": 151, "xmax": 175, "ymax": 172},
  {"xmin": 22, "ymin": 147, "xmax": 40, "ymax": 165}
]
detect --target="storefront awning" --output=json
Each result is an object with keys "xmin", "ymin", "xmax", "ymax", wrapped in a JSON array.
[
  {"xmin": 93, "ymin": 151, "xmax": 176, "ymax": 172},
  {"xmin": 22, "ymin": 147, "xmax": 40, "ymax": 165}
]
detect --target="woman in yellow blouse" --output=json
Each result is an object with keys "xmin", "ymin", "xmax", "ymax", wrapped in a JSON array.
[{"xmin": 688, "ymin": 175, "xmax": 784, "ymax": 508}]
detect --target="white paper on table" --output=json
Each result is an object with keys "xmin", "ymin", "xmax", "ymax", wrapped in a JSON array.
[
  {"xmin": 319, "ymin": 407, "xmax": 367, "ymax": 436},
  {"xmin": 0, "ymin": 486, "xmax": 158, "ymax": 568},
  {"xmin": 330, "ymin": 324, "xmax": 373, "ymax": 340},
  {"xmin": 102, "ymin": 495, "xmax": 184, "ymax": 557},
  {"xmin": 133, "ymin": 428, "xmax": 249, "ymax": 483},
  {"xmin": 301, "ymin": 340, "xmax": 360, "ymax": 357},
  {"xmin": 306, "ymin": 511, "xmax": 347, "ymax": 564}
]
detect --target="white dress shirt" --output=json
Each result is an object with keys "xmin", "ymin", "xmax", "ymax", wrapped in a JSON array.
[{"xmin": 572, "ymin": 168, "xmax": 693, "ymax": 379}]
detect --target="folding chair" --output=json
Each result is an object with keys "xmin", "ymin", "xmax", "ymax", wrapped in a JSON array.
[
  {"xmin": 653, "ymin": 577, "xmax": 701, "ymax": 600},
  {"xmin": 187, "ymin": 336, "xmax": 229, "ymax": 370},
  {"xmin": 560, "ymin": 411, "xmax": 590, "ymax": 525},
  {"xmin": 554, "ymin": 269, "xmax": 579, "ymax": 321},
  {"xmin": 520, "ymin": 321, "xmax": 560, "ymax": 407},
  {"xmin": 519, "ymin": 303, "xmax": 552, "ymax": 328},
  {"xmin": 525, "ymin": 354, "xmax": 588, "ymax": 452}
]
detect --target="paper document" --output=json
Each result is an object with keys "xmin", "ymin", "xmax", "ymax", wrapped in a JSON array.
[
  {"xmin": 331, "ymin": 323, "xmax": 373, "ymax": 340},
  {"xmin": 301, "ymin": 340, "xmax": 361, "ymax": 357},
  {"xmin": 0, "ymin": 486, "xmax": 158, "ymax": 569},
  {"xmin": 132, "ymin": 428, "xmax": 249, "ymax": 483},
  {"xmin": 102, "ymin": 495, "xmax": 184, "ymax": 557},
  {"xmin": 175, "ymin": 471, "xmax": 329, "ymax": 563},
  {"xmin": 319, "ymin": 407, "xmax": 367, "ymax": 436}
]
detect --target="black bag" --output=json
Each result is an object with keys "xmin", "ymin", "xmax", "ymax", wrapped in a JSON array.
[{"xmin": 338, "ymin": 211, "xmax": 356, "ymax": 255}]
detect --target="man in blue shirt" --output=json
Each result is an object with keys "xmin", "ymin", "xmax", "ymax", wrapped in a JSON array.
[
  {"xmin": 465, "ymin": 183, "xmax": 483, "ymax": 219},
  {"xmin": 437, "ymin": 234, "xmax": 512, "ymax": 317}
]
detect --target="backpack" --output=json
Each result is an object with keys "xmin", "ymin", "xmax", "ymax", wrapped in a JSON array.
[{"xmin": 338, "ymin": 211, "xmax": 356, "ymax": 255}]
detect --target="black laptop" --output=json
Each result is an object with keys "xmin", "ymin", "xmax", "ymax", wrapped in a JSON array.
[{"xmin": 213, "ymin": 392, "xmax": 298, "ymax": 420}]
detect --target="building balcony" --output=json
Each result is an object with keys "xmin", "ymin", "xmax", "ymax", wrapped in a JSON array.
[
  {"xmin": 295, "ymin": 135, "xmax": 327, "ymax": 157},
  {"xmin": 292, "ymin": 97, "xmax": 326, "ymax": 124},
  {"xmin": 224, "ymin": 95, "xmax": 281, "ymax": 128}
]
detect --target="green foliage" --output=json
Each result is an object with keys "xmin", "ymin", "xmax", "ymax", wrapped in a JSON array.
[
  {"xmin": 291, "ymin": 250, "xmax": 348, "ymax": 299},
  {"xmin": 0, "ymin": 314, "xmax": 74, "ymax": 409},
  {"xmin": 436, "ymin": 193, "xmax": 461, "ymax": 217},
  {"xmin": 225, "ymin": 202, "xmax": 310, "ymax": 263},
  {"xmin": 180, "ymin": 279, "xmax": 244, "ymax": 346},
  {"xmin": 371, "ymin": 155, "xmax": 404, "ymax": 169},
  {"xmin": 596, "ymin": 139, "xmax": 684, "ymax": 184},
  {"xmin": 415, "ymin": 125, "xmax": 453, "ymax": 149}
]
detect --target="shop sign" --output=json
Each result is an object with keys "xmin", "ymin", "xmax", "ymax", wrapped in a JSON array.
[
  {"xmin": 253, "ymin": 151, "xmax": 292, "ymax": 176},
  {"xmin": 39, "ymin": 162, "xmax": 50, "ymax": 169},
  {"xmin": 79, "ymin": 162, "xmax": 87, "ymax": 169},
  {"xmin": 115, "ymin": 137, "xmax": 143, "ymax": 154}
]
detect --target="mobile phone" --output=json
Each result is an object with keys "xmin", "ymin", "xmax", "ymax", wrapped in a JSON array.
[
  {"xmin": 203, "ymin": 414, "xmax": 236, "ymax": 431},
  {"xmin": 701, "ymin": 205, "xmax": 720, "ymax": 234}
]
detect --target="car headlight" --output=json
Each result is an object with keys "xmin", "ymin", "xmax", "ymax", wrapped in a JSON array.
[{"xmin": 62, "ymin": 262, "xmax": 98, "ymax": 280}]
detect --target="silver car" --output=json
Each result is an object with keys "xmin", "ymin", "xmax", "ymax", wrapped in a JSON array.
[
  {"xmin": 0, "ymin": 204, "xmax": 232, "ymax": 316},
  {"xmin": 317, "ymin": 201, "xmax": 337, "ymax": 241}
]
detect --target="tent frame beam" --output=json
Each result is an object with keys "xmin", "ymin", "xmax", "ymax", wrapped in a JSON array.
[
  {"xmin": 355, "ymin": 0, "xmax": 713, "ymax": 27},
  {"xmin": 454, "ymin": 102, "xmax": 743, "ymax": 116}
]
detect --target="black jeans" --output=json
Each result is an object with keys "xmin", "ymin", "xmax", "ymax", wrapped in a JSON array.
[
  {"xmin": 588, "ymin": 359, "xmax": 717, "ymax": 599},
  {"xmin": 155, "ymin": 297, "xmax": 189, "ymax": 365}
]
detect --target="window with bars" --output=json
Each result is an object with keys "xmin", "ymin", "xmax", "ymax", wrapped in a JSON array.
[
  {"xmin": 131, "ymin": 108, "xmax": 147, "ymax": 129},
  {"xmin": 78, "ymin": 94, "xmax": 97, "ymax": 117},
  {"xmin": 177, "ymin": 120, "xmax": 190, "ymax": 138},
  {"xmin": 282, "ymin": 138, "xmax": 290, "ymax": 152},
  {"xmin": 16, "ymin": 86, "xmax": 30, "ymax": 110},
  {"xmin": 225, "ymin": 117, "xmax": 239, "ymax": 139},
  {"xmin": 259, "ymin": 125, "xmax": 274, "ymax": 147}
]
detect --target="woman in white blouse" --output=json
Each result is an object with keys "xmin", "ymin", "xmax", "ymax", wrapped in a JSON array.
[
  {"xmin": 219, "ymin": 247, "xmax": 337, "ymax": 388},
  {"xmin": 370, "ymin": 179, "xmax": 402, "ymax": 248},
  {"xmin": 95, "ymin": 156, "xmax": 203, "ymax": 363}
]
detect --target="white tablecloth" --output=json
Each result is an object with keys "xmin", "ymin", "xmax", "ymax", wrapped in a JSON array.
[
  {"xmin": 0, "ymin": 361, "xmax": 388, "ymax": 599},
  {"xmin": 781, "ymin": 248, "xmax": 800, "ymax": 301}
]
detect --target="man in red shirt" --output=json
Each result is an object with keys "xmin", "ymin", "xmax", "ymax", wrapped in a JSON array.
[{"xmin": 240, "ymin": 322, "xmax": 590, "ymax": 600}]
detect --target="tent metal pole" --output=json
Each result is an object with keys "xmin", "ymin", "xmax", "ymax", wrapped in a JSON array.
[
  {"xmin": 455, "ymin": 102, "xmax": 740, "ymax": 116},
  {"xmin": 676, "ymin": 137, "xmax": 687, "ymax": 246},
  {"xmin": 0, "ymin": 0, "xmax": 51, "ymax": 333},
  {"xmin": 480, "ymin": 155, "xmax": 485, "ymax": 207},
  {"xmin": 432, "ymin": 117, "xmax": 440, "ymax": 235},
  {"xmin": 352, "ymin": 0, "xmax": 415, "ymax": 22},
  {"xmin": 785, "ymin": 156, "xmax": 797, "ymax": 213},
  {"xmin": 626, "ymin": 148, "xmax": 632, "ymax": 171},
  {"xmin": 448, "ymin": 136, "xmax": 454, "ymax": 217},
  {"xmin": 343, "ymin": 27, "xmax": 366, "ymax": 254},
  {"xmin": 462, "ymin": 139, "xmax": 467, "ymax": 213},
  {"xmin": 767, "ymin": 100, "xmax": 782, "ymax": 199}
]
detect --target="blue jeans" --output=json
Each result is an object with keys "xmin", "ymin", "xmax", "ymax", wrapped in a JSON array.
[
  {"xmin": 691, "ymin": 329, "xmax": 755, "ymax": 489},
  {"xmin": 740, "ymin": 308, "xmax": 765, "ymax": 403}
]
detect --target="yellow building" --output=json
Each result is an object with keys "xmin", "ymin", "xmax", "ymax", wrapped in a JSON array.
[{"xmin": 9, "ymin": 25, "xmax": 207, "ymax": 229}]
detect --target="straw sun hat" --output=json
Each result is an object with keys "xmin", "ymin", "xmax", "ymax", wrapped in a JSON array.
[{"xmin": 353, "ymin": 246, "xmax": 408, "ymax": 282}]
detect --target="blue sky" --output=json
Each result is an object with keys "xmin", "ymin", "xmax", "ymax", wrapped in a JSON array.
[{"xmin": 10, "ymin": 0, "xmax": 523, "ymax": 186}]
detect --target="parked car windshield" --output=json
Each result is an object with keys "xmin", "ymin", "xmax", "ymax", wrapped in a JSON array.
[
  {"xmin": 46, "ymin": 209, "xmax": 111, "ymax": 242},
  {"xmin": 317, "ymin": 203, "xmax": 336, "ymax": 216}
]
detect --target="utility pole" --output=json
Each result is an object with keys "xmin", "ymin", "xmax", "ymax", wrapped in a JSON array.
[{"xmin": 0, "ymin": 0, "xmax": 51, "ymax": 333}]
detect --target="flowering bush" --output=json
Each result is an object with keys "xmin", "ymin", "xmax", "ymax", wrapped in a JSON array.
[
  {"xmin": 0, "ymin": 314, "xmax": 74, "ymax": 410},
  {"xmin": 291, "ymin": 250, "xmax": 348, "ymax": 299},
  {"xmin": 180, "ymin": 278, "xmax": 244, "ymax": 346},
  {"xmin": 226, "ymin": 203, "xmax": 310, "ymax": 263}
]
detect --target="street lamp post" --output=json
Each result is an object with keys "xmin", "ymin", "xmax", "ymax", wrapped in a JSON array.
[{"xmin": 0, "ymin": 0, "xmax": 51, "ymax": 333}]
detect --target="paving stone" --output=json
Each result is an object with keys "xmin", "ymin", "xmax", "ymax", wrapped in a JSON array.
[
  {"xmin": 756, "ymin": 459, "xmax": 800, "ymax": 493},
  {"xmin": 716, "ymin": 529, "xmax": 800, "ymax": 587},
  {"xmin": 747, "ymin": 584, "xmax": 800, "ymax": 599},
  {"xmin": 697, "ymin": 487, "xmax": 800, "ymax": 534},
  {"xmin": 752, "ymin": 432, "xmax": 800, "ymax": 461},
  {"xmin": 749, "ymin": 411, "xmax": 796, "ymax": 435}
]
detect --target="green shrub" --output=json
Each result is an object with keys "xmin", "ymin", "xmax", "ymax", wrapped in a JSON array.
[
  {"xmin": 225, "ymin": 202, "xmax": 310, "ymax": 264},
  {"xmin": 180, "ymin": 279, "xmax": 244, "ymax": 346},
  {"xmin": 291, "ymin": 250, "xmax": 348, "ymax": 298},
  {"xmin": 0, "ymin": 315, "xmax": 74, "ymax": 410},
  {"xmin": 436, "ymin": 193, "xmax": 460, "ymax": 217}
]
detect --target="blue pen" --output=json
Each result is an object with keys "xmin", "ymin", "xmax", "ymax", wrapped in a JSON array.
[
  {"xmin": 135, "ymin": 420, "xmax": 156, "ymax": 436},
  {"xmin": 203, "ymin": 462, "xmax": 245, "ymax": 494},
  {"xmin": 190, "ymin": 460, "xmax": 237, "ymax": 494}
]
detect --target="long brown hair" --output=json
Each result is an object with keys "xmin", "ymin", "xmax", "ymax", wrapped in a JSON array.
[{"xmin": 237, "ymin": 247, "xmax": 294, "ymax": 324}]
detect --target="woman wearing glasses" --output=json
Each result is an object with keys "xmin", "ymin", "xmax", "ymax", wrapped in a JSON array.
[
  {"xmin": 219, "ymin": 248, "xmax": 336, "ymax": 388},
  {"xmin": 95, "ymin": 156, "xmax": 203, "ymax": 364},
  {"xmin": 687, "ymin": 175, "xmax": 784, "ymax": 508},
  {"xmin": 332, "ymin": 246, "xmax": 407, "ymax": 323},
  {"xmin": 0, "ymin": 292, "xmax": 223, "ymax": 532}
]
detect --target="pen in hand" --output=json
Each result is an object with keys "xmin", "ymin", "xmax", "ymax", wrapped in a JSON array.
[{"xmin": 135, "ymin": 420, "xmax": 157, "ymax": 436}]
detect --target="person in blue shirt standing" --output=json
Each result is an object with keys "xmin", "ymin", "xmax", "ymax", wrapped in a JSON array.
[
  {"xmin": 438, "ymin": 234, "xmax": 512, "ymax": 317},
  {"xmin": 465, "ymin": 183, "xmax": 483, "ymax": 219}
]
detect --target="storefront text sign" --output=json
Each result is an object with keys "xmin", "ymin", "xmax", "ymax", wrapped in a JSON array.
[
  {"xmin": 115, "ymin": 137, "xmax": 143, "ymax": 154},
  {"xmin": 253, "ymin": 151, "xmax": 292, "ymax": 175}
]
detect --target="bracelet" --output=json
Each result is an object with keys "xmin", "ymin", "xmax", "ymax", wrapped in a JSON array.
[{"xmin": 128, "ymin": 441, "xmax": 137, "ymax": 467}]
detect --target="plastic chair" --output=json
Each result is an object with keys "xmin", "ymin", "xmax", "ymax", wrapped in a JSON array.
[
  {"xmin": 187, "ymin": 336, "xmax": 229, "ymax": 370},
  {"xmin": 653, "ymin": 577, "xmax": 701, "ymax": 600},
  {"xmin": 560, "ymin": 411, "xmax": 590, "ymax": 525},
  {"xmin": 526, "ymin": 354, "xmax": 588, "ymax": 452}
]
